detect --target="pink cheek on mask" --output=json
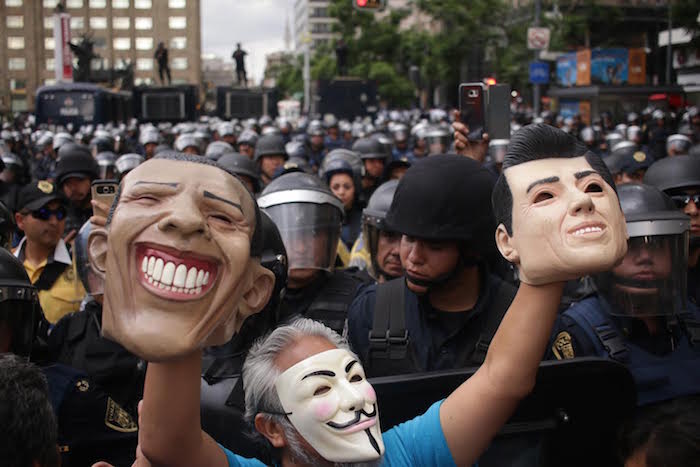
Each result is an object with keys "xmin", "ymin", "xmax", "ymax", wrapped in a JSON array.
[
  {"xmin": 312, "ymin": 401, "xmax": 336, "ymax": 420},
  {"xmin": 364, "ymin": 385, "xmax": 376, "ymax": 402}
]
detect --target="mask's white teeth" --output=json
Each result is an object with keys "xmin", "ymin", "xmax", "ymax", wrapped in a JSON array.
[
  {"xmin": 186, "ymin": 267, "xmax": 197, "ymax": 289},
  {"xmin": 153, "ymin": 258, "xmax": 164, "ymax": 281},
  {"xmin": 147, "ymin": 256, "xmax": 155, "ymax": 275},
  {"xmin": 161, "ymin": 262, "xmax": 175, "ymax": 286},
  {"xmin": 173, "ymin": 264, "xmax": 187, "ymax": 288},
  {"xmin": 203, "ymin": 272, "xmax": 210, "ymax": 285},
  {"xmin": 142, "ymin": 257, "xmax": 148, "ymax": 273},
  {"xmin": 196, "ymin": 270, "xmax": 204, "ymax": 287}
]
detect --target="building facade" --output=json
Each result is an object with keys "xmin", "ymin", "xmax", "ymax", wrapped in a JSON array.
[
  {"xmin": 0, "ymin": 0, "xmax": 201, "ymax": 113},
  {"xmin": 293, "ymin": 0, "xmax": 338, "ymax": 55}
]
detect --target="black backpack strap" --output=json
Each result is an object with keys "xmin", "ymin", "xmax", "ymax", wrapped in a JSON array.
[
  {"xmin": 368, "ymin": 278, "xmax": 408, "ymax": 361},
  {"xmin": 306, "ymin": 270, "xmax": 369, "ymax": 333},
  {"xmin": 33, "ymin": 261, "xmax": 69, "ymax": 291},
  {"xmin": 678, "ymin": 314, "xmax": 700, "ymax": 346},
  {"xmin": 469, "ymin": 280, "xmax": 517, "ymax": 364}
]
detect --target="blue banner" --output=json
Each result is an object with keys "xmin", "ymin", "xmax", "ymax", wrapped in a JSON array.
[
  {"xmin": 529, "ymin": 61, "xmax": 549, "ymax": 84},
  {"xmin": 556, "ymin": 53, "xmax": 577, "ymax": 87},
  {"xmin": 590, "ymin": 48, "xmax": 628, "ymax": 85}
]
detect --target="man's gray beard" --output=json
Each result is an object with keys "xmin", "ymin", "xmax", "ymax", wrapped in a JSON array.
[{"xmin": 285, "ymin": 425, "xmax": 383, "ymax": 467}]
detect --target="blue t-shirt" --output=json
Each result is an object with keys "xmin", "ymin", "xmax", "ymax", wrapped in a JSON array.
[{"xmin": 222, "ymin": 400, "xmax": 455, "ymax": 467}]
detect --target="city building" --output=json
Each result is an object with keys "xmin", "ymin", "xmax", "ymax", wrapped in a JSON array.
[
  {"xmin": 262, "ymin": 51, "xmax": 294, "ymax": 88},
  {"xmin": 293, "ymin": 0, "xmax": 338, "ymax": 55},
  {"xmin": 0, "ymin": 0, "xmax": 201, "ymax": 113}
]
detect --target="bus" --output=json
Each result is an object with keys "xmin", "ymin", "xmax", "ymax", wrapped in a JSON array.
[{"xmin": 133, "ymin": 84, "xmax": 199, "ymax": 123}]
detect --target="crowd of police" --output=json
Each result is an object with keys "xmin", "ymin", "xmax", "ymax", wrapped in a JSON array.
[{"xmin": 0, "ymin": 102, "xmax": 699, "ymax": 467}]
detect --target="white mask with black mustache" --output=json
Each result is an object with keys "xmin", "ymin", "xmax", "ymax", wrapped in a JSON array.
[{"xmin": 275, "ymin": 348, "xmax": 385, "ymax": 463}]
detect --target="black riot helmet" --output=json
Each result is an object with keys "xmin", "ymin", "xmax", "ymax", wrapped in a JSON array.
[
  {"xmin": 385, "ymin": 155, "xmax": 497, "ymax": 289},
  {"xmin": 643, "ymin": 155, "xmax": 700, "ymax": 194},
  {"xmin": 74, "ymin": 220, "xmax": 103, "ymax": 296},
  {"xmin": 319, "ymin": 148, "xmax": 365, "ymax": 179},
  {"xmin": 1, "ymin": 152, "xmax": 24, "ymax": 183},
  {"xmin": 95, "ymin": 151, "xmax": 117, "ymax": 179},
  {"xmin": 352, "ymin": 137, "xmax": 388, "ymax": 162},
  {"xmin": 594, "ymin": 184, "xmax": 690, "ymax": 317},
  {"xmin": 0, "ymin": 247, "xmax": 40, "ymax": 359},
  {"xmin": 216, "ymin": 152, "xmax": 261, "ymax": 193},
  {"xmin": 254, "ymin": 134, "xmax": 288, "ymax": 162},
  {"xmin": 362, "ymin": 179, "xmax": 400, "ymax": 280},
  {"xmin": 205, "ymin": 141, "xmax": 234, "ymax": 161},
  {"xmin": 55, "ymin": 143, "xmax": 99, "ymax": 186},
  {"xmin": 258, "ymin": 172, "xmax": 343, "ymax": 273}
]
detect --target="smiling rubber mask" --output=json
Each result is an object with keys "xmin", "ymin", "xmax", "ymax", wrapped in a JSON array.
[{"xmin": 275, "ymin": 348, "xmax": 385, "ymax": 463}]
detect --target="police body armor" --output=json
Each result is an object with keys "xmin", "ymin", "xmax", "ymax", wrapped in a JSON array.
[
  {"xmin": 563, "ymin": 296, "xmax": 700, "ymax": 405},
  {"xmin": 367, "ymin": 278, "xmax": 516, "ymax": 376}
]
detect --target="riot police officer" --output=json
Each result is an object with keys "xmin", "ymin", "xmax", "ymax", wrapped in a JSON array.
[
  {"xmin": 347, "ymin": 155, "xmax": 516, "ymax": 377},
  {"xmin": 644, "ymin": 155, "xmax": 700, "ymax": 304},
  {"xmin": 258, "ymin": 172, "xmax": 371, "ymax": 334},
  {"xmin": 217, "ymin": 152, "xmax": 261, "ymax": 194},
  {"xmin": 324, "ymin": 158, "xmax": 363, "ymax": 250},
  {"xmin": 0, "ymin": 246, "xmax": 138, "ymax": 467},
  {"xmin": 205, "ymin": 141, "xmax": 234, "ymax": 161},
  {"xmin": 200, "ymin": 211, "xmax": 287, "ymax": 462},
  {"xmin": 349, "ymin": 179, "xmax": 402, "ymax": 283},
  {"xmin": 549, "ymin": 184, "xmax": 700, "ymax": 406},
  {"xmin": 352, "ymin": 137, "xmax": 389, "ymax": 202},
  {"xmin": 115, "ymin": 153, "xmax": 144, "ymax": 180},
  {"xmin": 254, "ymin": 134, "xmax": 288, "ymax": 187}
]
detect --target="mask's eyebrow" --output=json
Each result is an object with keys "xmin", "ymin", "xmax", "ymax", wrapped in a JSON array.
[
  {"xmin": 134, "ymin": 181, "xmax": 179, "ymax": 188},
  {"xmin": 302, "ymin": 370, "xmax": 336, "ymax": 380},
  {"xmin": 575, "ymin": 170, "xmax": 599, "ymax": 180},
  {"xmin": 203, "ymin": 190, "xmax": 243, "ymax": 214},
  {"xmin": 526, "ymin": 176, "xmax": 560, "ymax": 194},
  {"xmin": 345, "ymin": 360, "xmax": 358, "ymax": 373}
]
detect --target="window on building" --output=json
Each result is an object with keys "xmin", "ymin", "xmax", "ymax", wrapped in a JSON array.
[
  {"xmin": 134, "ymin": 0, "xmax": 151, "ymax": 8},
  {"xmin": 112, "ymin": 0, "xmax": 129, "ymax": 8},
  {"xmin": 66, "ymin": 0, "xmax": 83, "ymax": 7},
  {"xmin": 44, "ymin": 37, "xmax": 55, "ymax": 49},
  {"xmin": 113, "ymin": 37, "xmax": 131, "ymax": 50},
  {"xmin": 43, "ymin": 0, "xmax": 56, "ymax": 7},
  {"xmin": 168, "ymin": 16, "xmax": 186, "ymax": 29},
  {"xmin": 10, "ymin": 79, "xmax": 26, "ymax": 90},
  {"xmin": 71, "ymin": 17, "xmax": 84, "ymax": 29},
  {"xmin": 171, "ymin": 57, "xmax": 187, "ymax": 70},
  {"xmin": 6, "ymin": 16, "xmax": 23, "ymax": 28},
  {"xmin": 46, "ymin": 58, "xmax": 55, "ymax": 70},
  {"xmin": 44, "ymin": 17, "xmax": 53, "ymax": 28},
  {"xmin": 136, "ymin": 58, "xmax": 153, "ymax": 70},
  {"xmin": 135, "ymin": 17, "xmax": 152, "ymax": 30},
  {"xmin": 90, "ymin": 17, "xmax": 107, "ymax": 29},
  {"xmin": 8, "ymin": 37, "xmax": 25, "ymax": 49},
  {"xmin": 170, "ymin": 37, "xmax": 187, "ymax": 49},
  {"xmin": 8, "ymin": 58, "xmax": 26, "ymax": 70},
  {"xmin": 89, "ymin": 0, "xmax": 106, "ymax": 7},
  {"xmin": 135, "ymin": 37, "xmax": 153, "ymax": 50},
  {"xmin": 11, "ymin": 96, "xmax": 28, "ymax": 113},
  {"xmin": 91, "ymin": 58, "xmax": 107, "ymax": 70},
  {"xmin": 5, "ymin": 0, "xmax": 22, "ymax": 6},
  {"xmin": 169, "ymin": 0, "xmax": 185, "ymax": 7},
  {"xmin": 93, "ymin": 36, "xmax": 107, "ymax": 48},
  {"xmin": 113, "ymin": 17, "xmax": 130, "ymax": 29}
]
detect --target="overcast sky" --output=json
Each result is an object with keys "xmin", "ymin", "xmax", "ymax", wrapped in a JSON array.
[{"xmin": 201, "ymin": 0, "xmax": 293, "ymax": 84}]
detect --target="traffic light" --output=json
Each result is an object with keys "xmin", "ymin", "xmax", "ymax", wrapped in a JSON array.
[{"xmin": 353, "ymin": 0, "xmax": 385, "ymax": 11}]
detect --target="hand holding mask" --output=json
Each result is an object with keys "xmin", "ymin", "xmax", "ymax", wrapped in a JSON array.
[
  {"xmin": 88, "ymin": 156, "xmax": 274, "ymax": 361},
  {"xmin": 493, "ymin": 125, "xmax": 628, "ymax": 285}
]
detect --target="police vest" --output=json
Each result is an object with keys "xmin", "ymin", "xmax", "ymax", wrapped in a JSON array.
[
  {"xmin": 367, "ymin": 278, "xmax": 516, "ymax": 376},
  {"xmin": 563, "ymin": 296, "xmax": 700, "ymax": 406},
  {"xmin": 304, "ymin": 268, "xmax": 371, "ymax": 333}
]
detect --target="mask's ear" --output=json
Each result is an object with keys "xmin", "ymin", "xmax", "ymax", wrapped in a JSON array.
[
  {"xmin": 87, "ymin": 227, "xmax": 108, "ymax": 280},
  {"xmin": 495, "ymin": 224, "xmax": 520, "ymax": 265},
  {"xmin": 240, "ymin": 263, "xmax": 275, "ymax": 316}
]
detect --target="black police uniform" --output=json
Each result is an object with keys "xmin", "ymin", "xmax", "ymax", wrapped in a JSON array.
[
  {"xmin": 48, "ymin": 297, "xmax": 145, "ymax": 416},
  {"xmin": 347, "ymin": 265, "xmax": 515, "ymax": 377}
]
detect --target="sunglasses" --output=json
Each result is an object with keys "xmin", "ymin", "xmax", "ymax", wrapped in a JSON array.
[
  {"xmin": 671, "ymin": 194, "xmax": 700, "ymax": 209},
  {"xmin": 31, "ymin": 206, "xmax": 67, "ymax": 221}
]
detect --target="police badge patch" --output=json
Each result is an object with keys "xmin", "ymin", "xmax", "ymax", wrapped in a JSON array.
[
  {"xmin": 37, "ymin": 180, "xmax": 54, "ymax": 194},
  {"xmin": 105, "ymin": 397, "xmax": 138, "ymax": 432},
  {"xmin": 552, "ymin": 331, "xmax": 575, "ymax": 360}
]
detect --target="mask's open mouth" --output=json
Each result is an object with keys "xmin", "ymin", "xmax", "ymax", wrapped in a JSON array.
[
  {"xmin": 568, "ymin": 222, "xmax": 607, "ymax": 239},
  {"xmin": 136, "ymin": 243, "xmax": 219, "ymax": 301},
  {"xmin": 326, "ymin": 405, "xmax": 377, "ymax": 434}
]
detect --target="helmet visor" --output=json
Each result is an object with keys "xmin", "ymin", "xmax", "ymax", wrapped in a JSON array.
[
  {"xmin": 595, "ymin": 234, "xmax": 689, "ymax": 317},
  {"xmin": 264, "ymin": 203, "xmax": 341, "ymax": 271}
]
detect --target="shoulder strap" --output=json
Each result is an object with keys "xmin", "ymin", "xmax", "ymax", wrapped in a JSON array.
[
  {"xmin": 564, "ymin": 298, "xmax": 629, "ymax": 362},
  {"xmin": 306, "ymin": 271, "xmax": 367, "ymax": 333},
  {"xmin": 469, "ymin": 280, "xmax": 516, "ymax": 364},
  {"xmin": 33, "ymin": 261, "xmax": 69, "ymax": 291},
  {"xmin": 368, "ymin": 278, "xmax": 408, "ymax": 360}
]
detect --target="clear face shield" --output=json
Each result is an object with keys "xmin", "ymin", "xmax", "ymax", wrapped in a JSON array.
[
  {"xmin": 595, "ymin": 233, "xmax": 689, "ymax": 317},
  {"xmin": 263, "ymin": 203, "xmax": 342, "ymax": 272}
]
